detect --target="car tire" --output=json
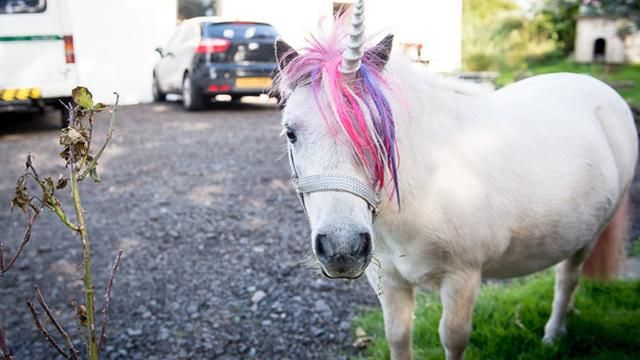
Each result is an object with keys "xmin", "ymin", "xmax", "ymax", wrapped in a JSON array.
[
  {"xmin": 152, "ymin": 75, "xmax": 166, "ymax": 102},
  {"xmin": 182, "ymin": 74, "xmax": 204, "ymax": 111}
]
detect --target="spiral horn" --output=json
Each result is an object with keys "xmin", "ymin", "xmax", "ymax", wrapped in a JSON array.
[{"xmin": 340, "ymin": 0, "xmax": 365, "ymax": 77}]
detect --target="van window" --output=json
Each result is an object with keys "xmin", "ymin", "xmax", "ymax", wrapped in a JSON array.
[{"xmin": 0, "ymin": 0, "xmax": 46, "ymax": 14}]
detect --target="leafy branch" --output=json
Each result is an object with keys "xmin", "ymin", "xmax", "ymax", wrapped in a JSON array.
[{"xmin": 0, "ymin": 87, "xmax": 123, "ymax": 360}]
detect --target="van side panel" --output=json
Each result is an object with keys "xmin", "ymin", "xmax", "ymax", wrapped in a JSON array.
[{"xmin": 0, "ymin": 0, "xmax": 78, "ymax": 99}]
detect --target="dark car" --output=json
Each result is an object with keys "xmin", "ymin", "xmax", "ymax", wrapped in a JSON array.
[{"xmin": 153, "ymin": 17, "xmax": 279, "ymax": 110}]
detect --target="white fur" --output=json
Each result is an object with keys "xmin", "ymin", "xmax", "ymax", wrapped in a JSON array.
[{"xmin": 281, "ymin": 53, "xmax": 638, "ymax": 359}]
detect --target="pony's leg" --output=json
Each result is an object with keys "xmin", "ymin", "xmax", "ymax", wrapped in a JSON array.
[
  {"xmin": 366, "ymin": 269, "xmax": 415, "ymax": 360},
  {"xmin": 439, "ymin": 270, "xmax": 481, "ymax": 360},
  {"xmin": 543, "ymin": 247, "xmax": 589, "ymax": 344}
]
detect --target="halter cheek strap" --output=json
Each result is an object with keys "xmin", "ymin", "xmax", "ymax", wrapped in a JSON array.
[{"xmin": 287, "ymin": 143, "xmax": 381, "ymax": 223}]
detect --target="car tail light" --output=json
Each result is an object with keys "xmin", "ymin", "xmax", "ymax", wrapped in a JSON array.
[
  {"xmin": 208, "ymin": 84, "xmax": 232, "ymax": 92},
  {"xmin": 63, "ymin": 35, "xmax": 75, "ymax": 63},
  {"xmin": 196, "ymin": 38, "xmax": 231, "ymax": 54}
]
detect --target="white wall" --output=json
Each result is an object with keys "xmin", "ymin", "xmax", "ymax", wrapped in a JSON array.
[
  {"xmin": 69, "ymin": 0, "xmax": 177, "ymax": 104},
  {"xmin": 367, "ymin": 0, "xmax": 462, "ymax": 72},
  {"xmin": 217, "ymin": 0, "xmax": 333, "ymax": 49},
  {"xmin": 575, "ymin": 17, "xmax": 626, "ymax": 64},
  {"xmin": 217, "ymin": 0, "xmax": 462, "ymax": 72},
  {"xmin": 624, "ymin": 32, "xmax": 640, "ymax": 64}
]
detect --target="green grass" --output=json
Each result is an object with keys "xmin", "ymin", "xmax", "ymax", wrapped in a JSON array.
[
  {"xmin": 352, "ymin": 274, "xmax": 640, "ymax": 359},
  {"xmin": 496, "ymin": 59, "xmax": 640, "ymax": 108}
]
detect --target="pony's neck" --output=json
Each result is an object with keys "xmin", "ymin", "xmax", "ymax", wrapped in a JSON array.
[{"xmin": 380, "ymin": 57, "xmax": 489, "ymax": 212}]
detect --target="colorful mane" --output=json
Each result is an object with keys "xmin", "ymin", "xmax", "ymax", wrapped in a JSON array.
[{"xmin": 275, "ymin": 18, "xmax": 400, "ymax": 205}]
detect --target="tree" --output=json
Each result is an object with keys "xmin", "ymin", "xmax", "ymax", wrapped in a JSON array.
[
  {"xmin": 529, "ymin": 0, "xmax": 581, "ymax": 54},
  {"xmin": 582, "ymin": 0, "xmax": 640, "ymax": 26}
]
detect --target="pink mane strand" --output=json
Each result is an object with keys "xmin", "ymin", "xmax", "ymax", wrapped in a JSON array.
[{"xmin": 275, "ymin": 17, "xmax": 401, "ymax": 205}]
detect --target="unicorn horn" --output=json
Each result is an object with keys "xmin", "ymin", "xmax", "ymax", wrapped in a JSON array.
[{"xmin": 340, "ymin": 0, "xmax": 365, "ymax": 76}]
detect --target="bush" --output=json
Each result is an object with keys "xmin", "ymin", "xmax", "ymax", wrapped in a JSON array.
[{"xmin": 464, "ymin": 52, "xmax": 496, "ymax": 72}]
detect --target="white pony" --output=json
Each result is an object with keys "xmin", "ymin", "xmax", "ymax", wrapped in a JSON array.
[{"xmin": 274, "ymin": 2, "xmax": 638, "ymax": 359}]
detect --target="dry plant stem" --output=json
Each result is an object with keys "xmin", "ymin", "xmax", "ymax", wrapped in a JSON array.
[
  {"xmin": 98, "ymin": 249, "xmax": 123, "ymax": 351},
  {"xmin": 26, "ymin": 174, "xmax": 79, "ymax": 232},
  {"xmin": 26, "ymin": 302, "xmax": 70, "ymax": 360},
  {"xmin": 0, "ymin": 320, "xmax": 15, "ymax": 360},
  {"xmin": 0, "ymin": 243, "xmax": 3, "ymax": 276},
  {"xmin": 78, "ymin": 94, "xmax": 119, "ymax": 182},
  {"xmin": 45, "ymin": 201, "xmax": 79, "ymax": 232},
  {"xmin": 34, "ymin": 287, "xmax": 79, "ymax": 360},
  {"xmin": 69, "ymin": 166, "xmax": 99, "ymax": 360},
  {"xmin": 1, "ymin": 208, "xmax": 41, "ymax": 275}
]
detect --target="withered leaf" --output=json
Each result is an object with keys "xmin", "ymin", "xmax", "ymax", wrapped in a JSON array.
[
  {"xmin": 75, "ymin": 303, "xmax": 88, "ymax": 327},
  {"xmin": 352, "ymin": 327, "xmax": 372, "ymax": 350},
  {"xmin": 94, "ymin": 103, "xmax": 107, "ymax": 112},
  {"xmin": 55, "ymin": 174, "xmax": 68, "ymax": 190},
  {"xmin": 11, "ymin": 177, "xmax": 31, "ymax": 212},
  {"xmin": 44, "ymin": 176, "xmax": 55, "ymax": 194},
  {"xmin": 72, "ymin": 87, "xmax": 93, "ymax": 109},
  {"xmin": 60, "ymin": 127, "xmax": 87, "ymax": 146}
]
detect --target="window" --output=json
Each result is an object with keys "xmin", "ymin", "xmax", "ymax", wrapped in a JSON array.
[
  {"xmin": 204, "ymin": 23, "xmax": 277, "ymax": 40},
  {"xmin": 0, "ymin": 0, "xmax": 46, "ymax": 14}
]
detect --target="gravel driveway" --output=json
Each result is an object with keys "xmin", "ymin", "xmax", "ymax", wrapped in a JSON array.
[
  {"xmin": 0, "ymin": 101, "xmax": 375, "ymax": 359},
  {"xmin": 1, "ymin": 100, "xmax": 639, "ymax": 360}
]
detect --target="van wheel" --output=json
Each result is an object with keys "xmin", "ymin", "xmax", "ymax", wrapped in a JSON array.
[
  {"xmin": 182, "ymin": 74, "xmax": 204, "ymax": 111},
  {"xmin": 152, "ymin": 76, "xmax": 166, "ymax": 102}
]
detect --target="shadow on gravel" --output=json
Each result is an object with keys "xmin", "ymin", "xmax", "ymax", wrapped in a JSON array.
[
  {"xmin": 0, "ymin": 109, "xmax": 62, "ymax": 136},
  {"xmin": 159, "ymin": 95, "xmax": 280, "ymax": 113}
]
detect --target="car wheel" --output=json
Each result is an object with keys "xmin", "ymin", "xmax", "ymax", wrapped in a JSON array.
[
  {"xmin": 182, "ymin": 74, "xmax": 204, "ymax": 111},
  {"xmin": 152, "ymin": 75, "xmax": 166, "ymax": 102}
]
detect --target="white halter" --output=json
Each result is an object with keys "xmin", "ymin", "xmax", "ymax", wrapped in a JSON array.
[{"xmin": 287, "ymin": 143, "xmax": 381, "ymax": 223}]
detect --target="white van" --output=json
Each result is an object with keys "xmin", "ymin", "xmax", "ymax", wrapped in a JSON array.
[{"xmin": 0, "ymin": 0, "xmax": 78, "ymax": 125}]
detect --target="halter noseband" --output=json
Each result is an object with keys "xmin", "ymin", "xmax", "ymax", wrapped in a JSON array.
[{"xmin": 287, "ymin": 143, "xmax": 381, "ymax": 223}]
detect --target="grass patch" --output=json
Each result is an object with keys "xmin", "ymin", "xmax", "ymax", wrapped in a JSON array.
[
  {"xmin": 496, "ymin": 59, "xmax": 640, "ymax": 108},
  {"xmin": 352, "ymin": 274, "xmax": 640, "ymax": 359}
]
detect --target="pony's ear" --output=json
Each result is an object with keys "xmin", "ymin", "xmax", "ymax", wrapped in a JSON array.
[
  {"xmin": 365, "ymin": 34, "xmax": 394, "ymax": 70},
  {"xmin": 275, "ymin": 38, "xmax": 299, "ymax": 72}
]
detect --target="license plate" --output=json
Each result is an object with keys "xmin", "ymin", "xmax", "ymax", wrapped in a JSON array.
[{"xmin": 235, "ymin": 77, "xmax": 272, "ymax": 89}]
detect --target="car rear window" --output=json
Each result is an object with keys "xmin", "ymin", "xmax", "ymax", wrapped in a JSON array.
[
  {"xmin": 0, "ymin": 0, "xmax": 46, "ymax": 14},
  {"xmin": 204, "ymin": 23, "xmax": 277, "ymax": 40}
]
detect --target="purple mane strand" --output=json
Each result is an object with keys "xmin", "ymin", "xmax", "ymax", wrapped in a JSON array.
[{"xmin": 275, "ymin": 20, "xmax": 400, "ymax": 206}]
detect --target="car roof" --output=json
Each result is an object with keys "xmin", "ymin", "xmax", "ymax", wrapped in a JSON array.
[{"xmin": 181, "ymin": 16, "xmax": 273, "ymax": 27}]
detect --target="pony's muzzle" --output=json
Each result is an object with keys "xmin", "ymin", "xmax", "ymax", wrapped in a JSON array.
[{"xmin": 314, "ymin": 231, "xmax": 372, "ymax": 279}]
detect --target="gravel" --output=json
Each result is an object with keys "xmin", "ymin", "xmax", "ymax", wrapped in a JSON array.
[{"xmin": 0, "ymin": 100, "xmax": 375, "ymax": 359}]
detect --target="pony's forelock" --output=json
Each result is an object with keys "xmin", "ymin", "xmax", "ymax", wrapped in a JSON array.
[{"xmin": 275, "ymin": 16, "xmax": 400, "ymax": 205}]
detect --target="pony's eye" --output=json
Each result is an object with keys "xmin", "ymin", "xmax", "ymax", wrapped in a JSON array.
[{"xmin": 286, "ymin": 128, "xmax": 297, "ymax": 143}]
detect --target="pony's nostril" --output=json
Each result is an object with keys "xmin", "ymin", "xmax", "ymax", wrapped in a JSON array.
[
  {"xmin": 355, "ymin": 232, "xmax": 372, "ymax": 258},
  {"xmin": 314, "ymin": 234, "xmax": 333, "ymax": 259}
]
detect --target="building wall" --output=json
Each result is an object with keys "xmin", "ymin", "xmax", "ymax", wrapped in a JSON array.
[
  {"xmin": 575, "ymin": 17, "xmax": 627, "ymax": 64},
  {"xmin": 69, "ymin": 0, "xmax": 177, "ymax": 104},
  {"xmin": 625, "ymin": 32, "xmax": 640, "ymax": 64},
  {"xmin": 216, "ymin": 0, "xmax": 462, "ymax": 72}
]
